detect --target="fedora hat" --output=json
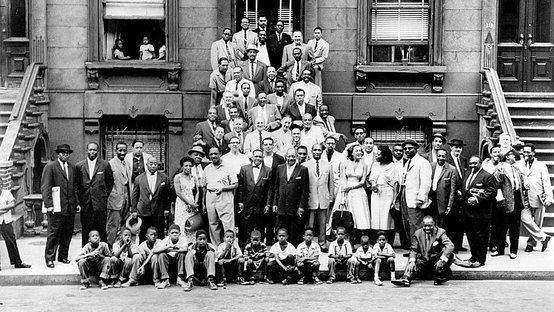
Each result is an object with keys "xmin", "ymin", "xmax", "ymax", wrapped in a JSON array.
[
  {"xmin": 125, "ymin": 216, "xmax": 142, "ymax": 236},
  {"xmin": 246, "ymin": 44, "xmax": 259, "ymax": 53},
  {"xmin": 188, "ymin": 145, "xmax": 205, "ymax": 156},
  {"xmin": 432, "ymin": 133, "xmax": 446, "ymax": 144},
  {"xmin": 448, "ymin": 139, "xmax": 466, "ymax": 146},
  {"xmin": 54, "ymin": 144, "xmax": 73, "ymax": 154},
  {"xmin": 402, "ymin": 139, "xmax": 420, "ymax": 150}
]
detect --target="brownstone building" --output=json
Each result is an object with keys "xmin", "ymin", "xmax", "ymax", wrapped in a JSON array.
[{"xmin": 1, "ymin": 0, "xmax": 553, "ymax": 233}]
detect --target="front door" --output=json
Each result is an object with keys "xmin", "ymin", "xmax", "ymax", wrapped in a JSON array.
[
  {"xmin": 497, "ymin": 0, "xmax": 554, "ymax": 92},
  {"xmin": 235, "ymin": 0, "xmax": 303, "ymax": 34}
]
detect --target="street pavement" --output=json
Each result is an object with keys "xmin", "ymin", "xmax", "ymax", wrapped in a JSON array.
[{"xmin": 1, "ymin": 281, "xmax": 553, "ymax": 312}]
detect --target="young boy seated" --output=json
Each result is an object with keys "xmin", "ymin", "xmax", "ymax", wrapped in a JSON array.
[
  {"xmin": 121, "ymin": 226, "xmax": 164, "ymax": 288},
  {"xmin": 216, "ymin": 229, "xmax": 245, "ymax": 286},
  {"xmin": 295, "ymin": 227, "xmax": 323, "ymax": 285},
  {"xmin": 110, "ymin": 228, "xmax": 138, "ymax": 288},
  {"xmin": 352, "ymin": 235, "xmax": 373, "ymax": 284},
  {"xmin": 372, "ymin": 231, "xmax": 396, "ymax": 286},
  {"xmin": 183, "ymin": 230, "xmax": 218, "ymax": 291},
  {"xmin": 157, "ymin": 224, "xmax": 188, "ymax": 288},
  {"xmin": 242, "ymin": 230, "xmax": 268, "ymax": 285},
  {"xmin": 327, "ymin": 226, "xmax": 356, "ymax": 284},
  {"xmin": 267, "ymin": 228, "xmax": 297, "ymax": 285},
  {"xmin": 75, "ymin": 230, "xmax": 112, "ymax": 290}
]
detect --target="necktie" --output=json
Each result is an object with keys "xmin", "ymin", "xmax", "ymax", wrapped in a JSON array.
[
  {"xmin": 295, "ymin": 61, "xmax": 300, "ymax": 81},
  {"xmin": 244, "ymin": 31, "xmax": 247, "ymax": 47},
  {"xmin": 278, "ymin": 33, "xmax": 281, "ymax": 42},
  {"xmin": 64, "ymin": 163, "xmax": 69, "ymax": 180},
  {"xmin": 314, "ymin": 40, "xmax": 318, "ymax": 51},
  {"xmin": 316, "ymin": 160, "xmax": 320, "ymax": 176},
  {"xmin": 250, "ymin": 61, "xmax": 255, "ymax": 80},
  {"xmin": 235, "ymin": 81, "xmax": 239, "ymax": 91},
  {"xmin": 327, "ymin": 150, "xmax": 333, "ymax": 162},
  {"xmin": 455, "ymin": 156, "xmax": 462, "ymax": 178},
  {"xmin": 225, "ymin": 41, "xmax": 231, "ymax": 59},
  {"xmin": 425, "ymin": 234, "xmax": 431, "ymax": 251},
  {"xmin": 259, "ymin": 131, "xmax": 263, "ymax": 148}
]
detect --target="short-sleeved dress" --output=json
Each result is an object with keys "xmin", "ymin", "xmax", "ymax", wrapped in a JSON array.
[
  {"xmin": 333, "ymin": 160, "xmax": 371, "ymax": 230},
  {"xmin": 174, "ymin": 173, "xmax": 198, "ymax": 244},
  {"xmin": 369, "ymin": 162, "xmax": 400, "ymax": 230}
]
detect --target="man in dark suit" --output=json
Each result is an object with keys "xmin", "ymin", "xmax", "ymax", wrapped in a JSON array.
[
  {"xmin": 282, "ymin": 89, "xmax": 318, "ymax": 127},
  {"xmin": 272, "ymin": 148, "xmax": 309, "ymax": 245},
  {"xmin": 257, "ymin": 66, "xmax": 278, "ymax": 95},
  {"xmin": 194, "ymin": 107, "xmax": 220, "ymax": 155},
  {"xmin": 267, "ymin": 80, "xmax": 294, "ymax": 113},
  {"xmin": 241, "ymin": 45, "xmax": 268, "ymax": 91},
  {"xmin": 261, "ymin": 137, "xmax": 285, "ymax": 243},
  {"xmin": 446, "ymin": 139, "xmax": 469, "ymax": 252},
  {"xmin": 237, "ymin": 149, "xmax": 273, "ymax": 245},
  {"xmin": 75, "ymin": 142, "xmax": 114, "ymax": 246},
  {"xmin": 428, "ymin": 149, "xmax": 458, "ymax": 228},
  {"xmin": 131, "ymin": 156, "xmax": 172, "ymax": 242},
  {"xmin": 278, "ymin": 47, "xmax": 313, "ymax": 87},
  {"xmin": 41, "ymin": 144, "xmax": 79, "ymax": 268},
  {"xmin": 267, "ymin": 20, "xmax": 292, "ymax": 68},
  {"xmin": 456, "ymin": 155, "xmax": 497, "ymax": 268},
  {"xmin": 392, "ymin": 216, "xmax": 455, "ymax": 287}
]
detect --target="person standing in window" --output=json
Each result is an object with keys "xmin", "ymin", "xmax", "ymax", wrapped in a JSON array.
[
  {"xmin": 112, "ymin": 39, "xmax": 130, "ymax": 60},
  {"xmin": 139, "ymin": 36, "xmax": 155, "ymax": 60}
]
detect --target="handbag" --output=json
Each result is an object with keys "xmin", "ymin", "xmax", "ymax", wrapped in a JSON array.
[
  {"xmin": 185, "ymin": 212, "xmax": 204, "ymax": 232},
  {"xmin": 331, "ymin": 198, "xmax": 354, "ymax": 232}
]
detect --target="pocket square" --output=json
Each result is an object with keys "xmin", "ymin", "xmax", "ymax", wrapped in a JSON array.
[
  {"xmin": 97, "ymin": 171, "xmax": 104, "ymax": 174},
  {"xmin": 476, "ymin": 183, "xmax": 483, "ymax": 187},
  {"xmin": 160, "ymin": 182, "xmax": 166, "ymax": 186},
  {"xmin": 295, "ymin": 176, "xmax": 301, "ymax": 180}
]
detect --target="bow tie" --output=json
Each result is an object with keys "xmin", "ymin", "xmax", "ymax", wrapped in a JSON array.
[{"xmin": 253, "ymin": 165, "xmax": 261, "ymax": 169}]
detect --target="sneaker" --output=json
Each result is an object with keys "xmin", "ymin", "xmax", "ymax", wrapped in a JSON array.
[
  {"xmin": 297, "ymin": 277, "xmax": 304, "ymax": 285},
  {"xmin": 524, "ymin": 245, "xmax": 534, "ymax": 252},
  {"xmin": 114, "ymin": 281, "xmax": 122, "ymax": 288},
  {"xmin": 509, "ymin": 253, "xmax": 517, "ymax": 259},
  {"xmin": 349, "ymin": 278, "xmax": 357, "ymax": 284},
  {"xmin": 237, "ymin": 277, "xmax": 247, "ymax": 285},
  {"xmin": 157, "ymin": 279, "xmax": 169, "ymax": 289},
  {"xmin": 79, "ymin": 282, "xmax": 90, "ymax": 290},
  {"xmin": 99, "ymin": 280, "xmax": 109, "ymax": 290},
  {"xmin": 121, "ymin": 279, "xmax": 137, "ymax": 288},
  {"xmin": 374, "ymin": 278, "xmax": 383, "ymax": 286},
  {"xmin": 177, "ymin": 277, "xmax": 186, "ymax": 287},
  {"xmin": 490, "ymin": 251, "xmax": 500, "ymax": 257},
  {"xmin": 207, "ymin": 279, "xmax": 218, "ymax": 290},
  {"xmin": 314, "ymin": 277, "xmax": 323, "ymax": 285},
  {"xmin": 326, "ymin": 278, "xmax": 335, "ymax": 284},
  {"xmin": 183, "ymin": 278, "xmax": 193, "ymax": 292}
]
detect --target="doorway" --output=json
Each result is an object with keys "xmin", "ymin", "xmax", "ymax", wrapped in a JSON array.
[
  {"xmin": 497, "ymin": 0, "xmax": 554, "ymax": 92},
  {"xmin": 235, "ymin": 0, "xmax": 303, "ymax": 34}
]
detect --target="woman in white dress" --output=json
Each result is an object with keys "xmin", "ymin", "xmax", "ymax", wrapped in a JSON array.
[
  {"xmin": 368, "ymin": 145, "xmax": 400, "ymax": 243},
  {"xmin": 174, "ymin": 156, "xmax": 200, "ymax": 244},
  {"xmin": 329, "ymin": 144, "xmax": 371, "ymax": 241}
]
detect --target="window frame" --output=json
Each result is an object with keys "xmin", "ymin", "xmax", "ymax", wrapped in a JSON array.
[
  {"xmin": 88, "ymin": 0, "xmax": 178, "ymax": 63},
  {"xmin": 357, "ymin": 0, "xmax": 443, "ymax": 66}
]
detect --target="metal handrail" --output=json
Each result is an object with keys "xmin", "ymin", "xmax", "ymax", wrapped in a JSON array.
[{"xmin": 482, "ymin": 67, "xmax": 517, "ymax": 139}]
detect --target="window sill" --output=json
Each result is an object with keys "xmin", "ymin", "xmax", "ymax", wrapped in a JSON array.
[
  {"xmin": 355, "ymin": 64, "xmax": 446, "ymax": 74},
  {"xmin": 84, "ymin": 61, "xmax": 181, "ymax": 91},
  {"xmin": 354, "ymin": 64, "xmax": 446, "ymax": 93}
]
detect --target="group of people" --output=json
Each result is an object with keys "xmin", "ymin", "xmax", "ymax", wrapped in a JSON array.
[{"xmin": 112, "ymin": 36, "xmax": 166, "ymax": 60}]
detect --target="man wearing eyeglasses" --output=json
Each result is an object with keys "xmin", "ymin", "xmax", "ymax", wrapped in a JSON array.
[{"xmin": 211, "ymin": 28, "xmax": 242, "ymax": 71}]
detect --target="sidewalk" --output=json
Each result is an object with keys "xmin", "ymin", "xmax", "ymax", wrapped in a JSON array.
[{"xmin": 1, "ymin": 234, "xmax": 553, "ymax": 286}]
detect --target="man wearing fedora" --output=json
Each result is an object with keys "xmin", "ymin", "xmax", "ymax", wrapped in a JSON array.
[
  {"xmin": 424, "ymin": 133, "xmax": 447, "ymax": 164},
  {"xmin": 41, "ymin": 144, "xmax": 79, "ymax": 268},
  {"xmin": 241, "ymin": 44, "xmax": 268, "ymax": 92},
  {"xmin": 446, "ymin": 139, "xmax": 469, "ymax": 252},
  {"xmin": 397, "ymin": 139, "xmax": 432, "ymax": 251}
]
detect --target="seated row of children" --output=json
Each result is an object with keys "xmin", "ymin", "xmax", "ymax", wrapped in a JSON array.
[{"xmin": 76, "ymin": 225, "xmax": 397, "ymax": 291}]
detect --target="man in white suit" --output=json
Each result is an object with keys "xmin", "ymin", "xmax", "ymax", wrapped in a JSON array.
[
  {"xmin": 244, "ymin": 119, "xmax": 274, "ymax": 159},
  {"xmin": 324, "ymin": 136, "xmax": 344, "ymax": 196},
  {"xmin": 247, "ymin": 92, "xmax": 281, "ymax": 131},
  {"xmin": 398, "ymin": 139, "xmax": 432, "ymax": 241},
  {"xmin": 232, "ymin": 18, "xmax": 258, "ymax": 64},
  {"xmin": 125, "ymin": 139, "xmax": 152, "ymax": 202},
  {"xmin": 210, "ymin": 28, "xmax": 242, "ymax": 71},
  {"xmin": 307, "ymin": 27, "xmax": 329, "ymax": 87},
  {"xmin": 520, "ymin": 143, "xmax": 552, "ymax": 252},
  {"xmin": 305, "ymin": 144, "xmax": 334, "ymax": 248}
]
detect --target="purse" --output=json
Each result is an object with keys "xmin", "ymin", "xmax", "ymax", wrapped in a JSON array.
[
  {"xmin": 185, "ymin": 212, "xmax": 204, "ymax": 232},
  {"xmin": 331, "ymin": 200, "xmax": 354, "ymax": 233}
]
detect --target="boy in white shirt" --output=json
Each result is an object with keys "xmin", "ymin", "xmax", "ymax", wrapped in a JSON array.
[
  {"xmin": 216, "ymin": 230, "xmax": 245, "ymax": 286},
  {"xmin": 372, "ymin": 231, "xmax": 396, "ymax": 286},
  {"xmin": 295, "ymin": 228, "xmax": 323, "ymax": 285},
  {"xmin": 327, "ymin": 226, "xmax": 356, "ymax": 283},
  {"xmin": 157, "ymin": 224, "xmax": 188, "ymax": 288},
  {"xmin": 352, "ymin": 235, "xmax": 373, "ymax": 284},
  {"xmin": 267, "ymin": 228, "xmax": 297, "ymax": 284},
  {"xmin": 139, "ymin": 36, "xmax": 155, "ymax": 60}
]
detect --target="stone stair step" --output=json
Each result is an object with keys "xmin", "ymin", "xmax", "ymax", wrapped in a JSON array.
[{"xmin": 504, "ymin": 92, "xmax": 554, "ymax": 99}]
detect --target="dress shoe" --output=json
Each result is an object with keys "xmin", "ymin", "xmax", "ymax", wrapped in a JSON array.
[
  {"xmin": 14, "ymin": 263, "xmax": 31, "ymax": 269},
  {"xmin": 470, "ymin": 261, "xmax": 483, "ymax": 268},
  {"xmin": 391, "ymin": 278, "xmax": 410, "ymax": 287},
  {"xmin": 524, "ymin": 245, "xmax": 534, "ymax": 252},
  {"xmin": 46, "ymin": 261, "xmax": 55, "ymax": 268},
  {"xmin": 433, "ymin": 280, "xmax": 443, "ymax": 286},
  {"xmin": 402, "ymin": 252, "xmax": 410, "ymax": 257},
  {"xmin": 58, "ymin": 259, "xmax": 70, "ymax": 264},
  {"xmin": 457, "ymin": 247, "xmax": 468, "ymax": 252},
  {"xmin": 541, "ymin": 236, "xmax": 551, "ymax": 252}
]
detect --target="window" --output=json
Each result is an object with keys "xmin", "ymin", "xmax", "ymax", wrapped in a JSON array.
[
  {"xmin": 364, "ymin": 118, "xmax": 431, "ymax": 147},
  {"xmin": 369, "ymin": 0, "xmax": 430, "ymax": 64},
  {"xmin": 9, "ymin": 0, "xmax": 27, "ymax": 37},
  {"xmin": 236, "ymin": 0, "xmax": 303, "ymax": 34}
]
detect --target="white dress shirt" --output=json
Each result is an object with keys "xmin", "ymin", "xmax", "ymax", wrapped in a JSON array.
[
  {"xmin": 87, "ymin": 158, "xmax": 97, "ymax": 179},
  {"xmin": 286, "ymin": 163, "xmax": 296, "ymax": 180},
  {"xmin": 432, "ymin": 164, "xmax": 443, "ymax": 191},
  {"xmin": 58, "ymin": 159, "xmax": 69, "ymax": 179},
  {"xmin": 253, "ymin": 165, "xmax": 261, "ymax": 182},
  {"xmin": 263, "ymin": 155, "xmax": 274, "ymax": 168},
  {"xmin": 147, "ymin": 171, "xmax": 158, "ymax": 194},
  {"xmin": 257, "ymin": 43, "xmax": 270, "ymax": 66}
]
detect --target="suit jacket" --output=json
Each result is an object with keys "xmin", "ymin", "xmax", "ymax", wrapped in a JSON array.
[
  {"xmin": 257, "ymin": 78, "xmax": 278, "ymax": 95},
  {"xmin": 282, "ymin": 102, "xmax": 318, "ymax": 123},
  {"xmin": 267, "ymin": 31, "xmax": 292, "ymax": 67},
  {"xmin": 304, "ymin": 159, "xmax": 334, "ymax": 210},
  {"xmin": 325, "ymin": 149, "xmax": 345, "ymax": 196},
  {"xmin": 237, "ymin": 164, "xmax": 273, "ymax": 214},
  {"xmin": 247, "ymin": 104, "xmax": 282, "ymax": 131},
  {"xmin": 224, "ymin": 130, "xmax": 248, "ymax": 152},
  {"xmin": 403, "ymin": 154, "xmax": 432, "ymax": 208},
  {"xmin": 132, "ymin": 171, "xmax": 171, "ymax": 217},
  {"xmin": 289, "ymin": 81, "xmax": 322, "ymax": 107},
  {"xmin": 241, "ymin": 60, "xmax": 268, "ymax": 85},
  {"xmin": 243, "ymin": 130, "xmax": 272, "ymax": 158},
  {"xmin": 306, "ymin": 38, "xmax": 329, "ymax": 69},
  {"xmin": 108, "ymin": 157, "xmax": 129, "ymax": 211},
  {"xmin": 430, "ymin": 163, "xmax": 458, "ymax": 215},
  {"xmin": 273, "ymin": 163, "xmax": 309, "ymax": 215},
  {"xmin": 267, "ymin": 93, "xmax": 294, "ymax": 113},
  {"xmin": 41, "ymin": 160, "xmax": 78, "ymax": 215},
  {"xmin": 215, "ymin": 103, "xmax": 245, "ymax": 124},
  {"xmin": 232, "ymin": 29, "xmax": 258, "ymax": 59},
  {"xmin": 409, "ymin": 227, "xmax": 454, "ymax": 262},
  {"xmin": 423, "ymin": 150, "xmax": 438, "ymax": 164},
  {"xmin": 519, "ymin": 159, "xmax": 553, "ymax": 208},
  {"xmin": 210, "ymin": 39, "xmax": 242, "ymax": 71},
  {"xmin": 281, "ymin": 43, "xmax": 313, "ymax": 65},
  {"xmin": 75, "ymin": 158, "xmax": 114, "ymax": 212},
  {"xmin": 195, "ymin": 120, "xmax": 219, "ymax": 150},
  {"xmin": 484, "ymin": 162, "xmax": 515, "ymax": 214},
  {"xmin": 124, "ymin": 152, "xmax": 153, "ymax": 198},
  {"xmin": 461, "ymin": 168, "xmax": 497, "ymax": 219},
  {"xmin": 278, "ymin": 60, "xmax": 313, "ymax": 86},
  {"xmin": 213, "ymin": 137, "xmax": 229, "ymax": 155}
]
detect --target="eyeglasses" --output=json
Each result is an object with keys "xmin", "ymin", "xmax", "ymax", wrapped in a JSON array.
[
  {"xmin": 354, "ymin": 132, "xmax": 365, "ymax": 135},
  {"xmin": 230, "ymin": 141, "xmax": 240, "ymax": 144}
]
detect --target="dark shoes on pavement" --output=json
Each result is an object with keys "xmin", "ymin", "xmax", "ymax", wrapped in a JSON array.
[
  {"xmin": 524, "ymin": 245, "xmax": 534, "ymax": 252},
  {"xmin": 542, "ymin": 236, "xmax": 551, "ymax": 252},
  {"xmin": 46, "ymin": 261, "xmax": 55, "ymax": 268},
  {"xmin": 207, "ymin": 278, "xmax": 218, "ymax": 290},
  {"xmin": 14, "ymin": 263, "xmax": 31, "ymax": 268},
  {"xmin": 58, "ymin": 259, "xmax": 70, "ymax": 264},
  {"xmin": 391, "ymin": 277, "xmax": 410, "ymax": 287}
]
